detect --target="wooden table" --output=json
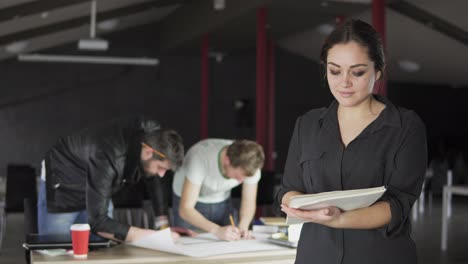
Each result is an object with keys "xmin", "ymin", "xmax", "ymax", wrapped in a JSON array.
[{"xmin": 31, "ymin": 244, "xmax": 296, "ymax": 264}]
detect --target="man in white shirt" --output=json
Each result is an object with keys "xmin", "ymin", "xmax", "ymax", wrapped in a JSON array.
[{"xmin": 172, "ymin": 139, "xmax": 264, "ymax": 241}]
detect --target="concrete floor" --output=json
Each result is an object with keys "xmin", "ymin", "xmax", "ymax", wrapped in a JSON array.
[
  {"xmin": 412, "ymin": 196, "xmax": 468, "ymax": 264},
  {"xmin": 1, "ymin": 196, "xmax": 467, "ymax": 264}
]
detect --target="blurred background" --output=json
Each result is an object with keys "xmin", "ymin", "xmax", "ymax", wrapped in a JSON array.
[{"xmin": 0, "ymin": 0, "xmax": 467, "ymax": 263}]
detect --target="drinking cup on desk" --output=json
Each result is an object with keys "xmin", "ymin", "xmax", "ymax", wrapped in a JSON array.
[{"xmin": 70, "ymin": 224, "xmax": 90, "ymax": 258}]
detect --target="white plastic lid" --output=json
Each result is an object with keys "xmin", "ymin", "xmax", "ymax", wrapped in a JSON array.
[{"xmin": 70, "ymin": 223, "xmax": 90, "ymax": 231}]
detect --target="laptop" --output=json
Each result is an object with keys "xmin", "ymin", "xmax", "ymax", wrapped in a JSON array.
[{"xmin": 23, "ymin": 233, "xmax": 115, "ymax": 250}]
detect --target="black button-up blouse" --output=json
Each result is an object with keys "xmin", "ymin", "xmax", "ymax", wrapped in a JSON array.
[{"xmin": 277, "ymin": 95, "xmax": 427, "ymax": 264}]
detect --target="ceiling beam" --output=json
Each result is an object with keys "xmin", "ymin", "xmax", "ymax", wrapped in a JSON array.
[
  {"xmin": 389, "ymin": 0, "xmax": 468, "ymax": 46},
  {"xmin": 157, "ymin": 0, "xmax": 273, "ymax": 52},
  {"xmin": 0, "ymin": 0, "xmax": 183, "ymax": 47}
]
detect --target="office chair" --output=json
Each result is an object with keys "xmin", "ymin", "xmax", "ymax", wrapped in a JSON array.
[
  {"xmin": 0, "ymin": 164, "xmax": 37, "ymax": 251},
  {"xmin": 23, "ymin": 197, "xmax": 38, "ymax": 264}
]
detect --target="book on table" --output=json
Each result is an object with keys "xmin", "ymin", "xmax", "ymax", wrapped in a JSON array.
[
  {"xmin": 286, "ymin": 186, "xmax": 386, "ymax": 225},
  {"xmin": 259, "ymin": 217, "xmax": 288, "ymax": 226},
  {"xmin": 254, "ymin": 217, "xmax": 303, "ymax": 248}
]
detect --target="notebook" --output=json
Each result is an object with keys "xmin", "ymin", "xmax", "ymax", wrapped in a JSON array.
[{"xmin": 287, "ymin": 186, "xmax": 386, "ymax": 224}]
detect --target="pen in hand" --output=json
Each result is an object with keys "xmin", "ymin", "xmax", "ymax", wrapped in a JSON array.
[
  {"xmin": 226, "ymin": 213, "xmax": 242, "ymax": 240},
  {"xmin": 229, "ymin": 214, "xmax": 236, "ymax": 227},
  {"xmin": 229, "ymin": 213, "xmax": 252, "ymax": 239}
]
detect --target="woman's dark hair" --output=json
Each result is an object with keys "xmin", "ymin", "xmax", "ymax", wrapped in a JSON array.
[
  {"xmin": 143, "ymin": 129, "xmax": 184, "ymax": 170},
  {"xmin": 320, "ymin": 19, "xmax": 385, "ymax": 79}
]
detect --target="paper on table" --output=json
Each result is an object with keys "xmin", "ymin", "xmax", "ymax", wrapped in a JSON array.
[
  {"xmin": 128, "ymin": 229, "xmax": 183, "ymax": 256},
  {"xmin": 177, "ymin": 232, "xmax": 219, "ymax": 245},
  {"xmin": 128, "ymin": 228, "xmax": 284, "ymax": 257}
]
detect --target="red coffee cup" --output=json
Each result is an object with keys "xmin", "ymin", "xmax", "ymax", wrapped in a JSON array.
[{"xmin": 70, "ymin": 224, "xmax": 90, "ymax": 258}]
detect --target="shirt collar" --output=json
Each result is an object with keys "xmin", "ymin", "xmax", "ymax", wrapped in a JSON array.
[
  {"xmin": 318, "ymin": 99, "xmax": 340, "ymax": 136},
  {"xmin": 318, "ymin": 94, "xmax": 402, "ymax": 133},
  {"xmin": 371, "ymin": 94, "xmax": 402, "ymax": 133}
]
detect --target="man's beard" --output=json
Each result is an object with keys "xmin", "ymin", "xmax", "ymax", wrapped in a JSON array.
[{"xmin": 140, "ymin": 159, "xmax": 158, "ymax": 177}]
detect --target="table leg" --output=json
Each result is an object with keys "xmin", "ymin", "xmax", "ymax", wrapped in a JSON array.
[{"xmin": 441, "ymin": 186, "xmax": 448, "ymax": 251}]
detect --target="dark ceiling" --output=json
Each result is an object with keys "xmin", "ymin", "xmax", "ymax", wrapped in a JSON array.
[{"xmin": 0, "ymin": 0, "xmax": 467, "ymax": 85}]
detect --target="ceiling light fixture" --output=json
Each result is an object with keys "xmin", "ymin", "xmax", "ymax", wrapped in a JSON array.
[
  {"xmin": 5, "ymin": 41, "xmax": 29, "ymax": 54},
  {"xmin": 398, "ymin": 59, "xmax": 420, "ymax": 73},
  {"xmin": 328, "ymin": 0, "xmax": 371, "ymax": 3},
  {"xmin": 208, "ymin": 51, "xmax": 225, "ymax": 63},
  {"xmin": 18, "ymin": 1, "xmax": 159, "ymax": 66},
  {"xmin": 97, "ymin": 19, "xmax": 120, "ymax": 31},
  {"xmin": 78, "ymin": 0, "xmax": 108, "ymax": 51},
  {"xmin": 316, "ymin": 23, "xmax": 335, "ymax": 35},
  {"xmin": 18, "ymin": 54, "xmax": 159, "ymax": 66},
  {"xmin": 214, "ymin": 0, "xmax": 226, "ymax": 10}
]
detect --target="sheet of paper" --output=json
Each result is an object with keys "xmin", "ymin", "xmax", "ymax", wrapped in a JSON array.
[
  {"xmin": 128, "ymin": 229, "xmax": 285, "ymax": 257},
  {"xmin": 177, "ymin": 233, "xmax": 220, "ymax": 245},
  {"xmin": 128, "ymin": 228, "xmax": 185, "ymax": 256}
]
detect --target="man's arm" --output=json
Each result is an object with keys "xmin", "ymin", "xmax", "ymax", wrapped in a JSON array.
[
  {"xmin": 238, "ymin": 183, "xmax": 257, "ymax": 235},
  {"xmin": 178, "ymin": 178, "xmax": 240, "ymax": 240},
  {"xmin": 98, "ymin": 226, "xmax": 180, "ymax": 243},
  {"xmin": 144, "ymin": 177, "xmax": 170, "ymax": 229},
  {"xmin": 178, "ymin": 179, "xmax": 216, "ymax": 231},
  {"xmin": 86, "ymin": 161, "xmax": 131, "ymax": 241},
  {"xmin": 98, "ymin": 226, "xmax": 152, "ymax": 242}
]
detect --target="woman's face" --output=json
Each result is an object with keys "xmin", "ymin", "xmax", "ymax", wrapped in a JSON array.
[{"xmin": 326, "ymin": 41, "xmax": 380, "ymax": 107}]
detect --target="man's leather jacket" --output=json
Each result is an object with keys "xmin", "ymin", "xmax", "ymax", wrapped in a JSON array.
[{"xmin": 44, "ymin": 116, "xmax": 168, "ymax": 241}]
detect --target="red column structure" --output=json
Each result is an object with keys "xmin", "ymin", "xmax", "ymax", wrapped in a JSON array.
[
  {"xmin": 372, "ymin": 0, "xmax": 387, "ymax": 96},
  {"xmin": 336, "ymin": 15, "xmax": 346, "ymax": 26},
  {"xmin": 256, "ymin": 7, "xmax": 267, "ymax": 153},
  {"xmin": 265, "ymin": 40, "xmax": 276, "ymax": 171},
  {"xmin": 200, "ymin": 34, "xmax": 209, "ymax": 139}
]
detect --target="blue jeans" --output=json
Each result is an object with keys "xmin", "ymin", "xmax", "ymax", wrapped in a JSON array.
[
  {"xmin": 37, "ymin": 180, "xmax": 113, "ymax": 235},
  {"xmin": 172, "ymin": 193, "xmax": 237, "ymax": 231}
]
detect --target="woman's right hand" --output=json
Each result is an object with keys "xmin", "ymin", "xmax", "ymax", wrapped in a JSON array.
[{"xmin": 211, "ymin": 225, "xmax": 241, "ymax": 241}]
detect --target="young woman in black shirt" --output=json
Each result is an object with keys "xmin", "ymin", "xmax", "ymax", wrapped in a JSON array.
[{"xmin": 277, "ymin": 19, "xmax": 427, "ymax": 264}]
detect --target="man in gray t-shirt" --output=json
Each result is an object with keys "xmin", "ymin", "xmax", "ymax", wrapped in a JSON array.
[{"xmin": 172, "ymin": 139, "xmax": 264, "ymax": 241}]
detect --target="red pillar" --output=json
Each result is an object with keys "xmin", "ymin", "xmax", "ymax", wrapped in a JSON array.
[
  {"xmin": 256, "ymin": 8, "xmax": 267, "ymax": 152},
  {"xmin": 200, "ymin": 34, "xmax": 209, "ymax": 139},
  {"xmin": 265, "ymin": 40, "xmax": 275, "ymax": 171},
  {"xmin": 336, "ymin": 15, "xmax": 346, "ymax": 26},
  {"xmin": 372, "ymin": 0, "xmax": 386, "ymax": 46},
  {"xmin": 255, "ymin": 8, "xmax": 269, "ymax": 218},
  {"xmin": 372, "ymin": 0, "xmax": 387, "ymax": 96}
]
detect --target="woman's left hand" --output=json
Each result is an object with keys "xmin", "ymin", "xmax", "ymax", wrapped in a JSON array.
[{"xmin": 281, "ymin": 204, "xmax": 341, "ymax": 226}]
